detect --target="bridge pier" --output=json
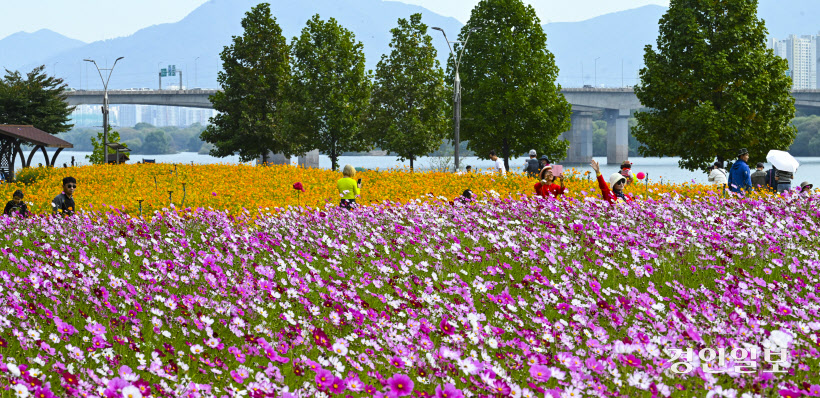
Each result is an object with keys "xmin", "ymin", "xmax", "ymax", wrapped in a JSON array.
[
  {"xmin": 562, "ymin": 111, "xmax": 594, "ymax": 164},
  {"xmin": 605, "ymin": 108, "xmax": 630, "ymax": 165}
]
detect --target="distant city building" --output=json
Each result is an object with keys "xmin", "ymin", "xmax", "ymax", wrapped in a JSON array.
[
  {"xmin": 770, "ymin": 34, "xmax": 819, "ymax": 89},
  {"xmin": 70, "ymin": 105, "xmax": 214, "ymax": 128}
]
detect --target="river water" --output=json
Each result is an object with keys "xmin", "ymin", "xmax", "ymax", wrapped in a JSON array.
[{"xmin": 44, "ymin": 151, "xmax": 820, "ymax": 188}]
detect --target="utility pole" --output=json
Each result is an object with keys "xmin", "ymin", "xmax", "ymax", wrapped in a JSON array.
[
  {"xmin": 195, "ymin": 57, "xmax": 200, "ymax": 87},
  {"xmin": 85, "ymin": 57, "xmax": 124, "ymax": 165},
  {"xmin": 179, "ymin": 70, "xmax": 183, "ymax": 90},
  {"xmin": 432, "ymin": 26, "xmax": 481, "ymax": 172},
  {"xmin": 594, "ymin": 57, "xmax": 600, "ymax": 87}
]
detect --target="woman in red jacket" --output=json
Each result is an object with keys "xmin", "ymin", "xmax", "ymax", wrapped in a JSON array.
[
  {"xmin": 590, "ymin": 159, "xmax": 632, "ymax": 204},
  {"xmin": 534, "ymin": 165, "xmax": 566, "ymax": 198}
]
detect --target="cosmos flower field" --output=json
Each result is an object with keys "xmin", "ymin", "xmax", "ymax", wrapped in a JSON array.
[{"xmin": 1, "ymin": 191, "xmax": 819, "ymax": 397}]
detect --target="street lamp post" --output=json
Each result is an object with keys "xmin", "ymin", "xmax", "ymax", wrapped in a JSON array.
[
  {"xmin": 594, "ymin": 57, "xmax": 600, "ymax": 88},
  {"xmin": 84, "ymin": 57, "xmax": 124, "ymax": 165},
  {"xmin": 432, "ymin": 26, "xmax": 480, "ymax": 172}
]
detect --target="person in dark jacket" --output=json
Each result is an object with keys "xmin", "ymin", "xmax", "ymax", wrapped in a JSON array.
[
  {"xmin": 728, "ymin": 148, "xmax": 752, "ymax": 194},
  {"xmin": 4, "ymin": 190, "xmax": 28, "ymax": 218},
  {"xmin": 523, "ymin": 150, "xmax": 540, "ymax": 178},
  {"xmin": 52, "ymin": 176, "xmax": 77, "ymax": 216},
  {"xmin": 750, "ymin": 162, "xmax": 767, "ymax": 189}
]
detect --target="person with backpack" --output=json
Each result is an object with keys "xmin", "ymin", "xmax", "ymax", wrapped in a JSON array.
[
  {"xmin": 523, "ymin": 150, "xmax": 540, "ymax": 178},
  {"xmin": 765, "ymin": 165, "xmax": 778, "ymax": 192},
  {"xmin": 728, "ymin": 149, "xmax": 752, "ymax": 194},
  {"xmin": 708, "ymin": 162, "xmax": 728, "ymax": 186},
  {"xmin": 750, "ymin": 162, "xmax": 767, "ymax": 190}
]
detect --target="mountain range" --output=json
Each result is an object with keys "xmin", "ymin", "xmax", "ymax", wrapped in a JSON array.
[{"xmin": 3, "ymin": 0, "xmax": 820, "ymax": 90}]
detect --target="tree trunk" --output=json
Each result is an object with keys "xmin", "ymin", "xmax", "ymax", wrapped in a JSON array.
[
  {"xmin": 409, "ymin": 155, "xmax": 414, "ymax": 172},
  {"xmin": 502, "ymin": 138, "xmax": 510, "ymax": 173},
  {"xmin": 261, "ymin": 150, "xmax": 268, "ymax": 166}
]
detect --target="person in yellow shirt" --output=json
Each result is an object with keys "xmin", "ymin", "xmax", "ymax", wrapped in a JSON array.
[{"xmin": 337, "ymin": 164, "xmax": 362, "ymax": 210}]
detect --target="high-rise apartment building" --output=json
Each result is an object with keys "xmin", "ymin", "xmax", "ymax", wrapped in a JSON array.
[{"xmin": 770, "ymin": 34, "xmax": 818, "ymax": 90}]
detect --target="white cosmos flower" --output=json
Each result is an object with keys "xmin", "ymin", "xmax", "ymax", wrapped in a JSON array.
[{"xmin": 190, "ymin": 344, "xmax": 204, "ymax": 354}]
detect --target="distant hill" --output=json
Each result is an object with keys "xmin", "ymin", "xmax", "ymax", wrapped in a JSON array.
[
  {"xmin": 17, "ymin": 0, "xmax": 462, "ymax": 90},
  {"xmin": 8, "ymin": 0, "xmax": 820, "ymax": 90},
  {"xmin": 543, "ymin": 5, "xmax": 666, "ymax": 88},
  {"xmin": 0, "ymin": 29, "xmax": 85, "ymax": 72}
]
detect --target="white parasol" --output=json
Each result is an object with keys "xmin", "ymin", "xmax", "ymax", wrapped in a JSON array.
[{"xmin": 766, "ymin": 150, "xmax": 800, "ymax": 173}]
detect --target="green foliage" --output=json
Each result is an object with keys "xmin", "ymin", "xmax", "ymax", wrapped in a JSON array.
[
  {"xmin": 0, "ymin": 65, "xmax": 75, "ymax": 134},
  {"xmin": 454, "ymin": 0, "xmax": 572, "ymax": 171},
  {"xmin": 14, "ymin": 165, "xmax": 56, "ymax": 185},
  {"xmin": 790, "ymin": 116, "xmax": 820, "ymax": 156},
  {"xmin": 592, "ymin": 120, "xmax": 607, "ymax": 156},
  {"xmin": 60, "ymin": 123, "xmax": 204, "ymax": 154},
  {"xmin": 367, "ymin": 14, "xmax": 449, "ymax": 171},
  {"xmin": 633, "ymin": 0, "xmax": 796, "ymax": 171},
  {"xmin": 141, "ymin": 131, "xmax": 172, "ymax": 155},
  {"xmin": 201, "ymin": 3, "xmax": 300, "ymax": 163},
  {"xmin": 288, "ymin": 15, "xmax": 371, "ymax": 171},
  {"xmin": 86, "ymin": 128, "xmax": 127, "ymax": 165}
]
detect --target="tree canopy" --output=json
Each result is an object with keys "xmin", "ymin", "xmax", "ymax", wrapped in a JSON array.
[
  {"xmin": 367, "ymin": 14, "xmax": 449, "ymax": 171},
  {"xmin": 455, "ymin": 0, "xmax": 571, "ymax": 171},
  {"xmin": 201, "ymin": 3, "xmax": 302, "ymax": 163},
  {"xmin": 633, "ymin": 0, "xmax": 796, "ymax": 171},
  {"xmin": 0, "ymin": 66, "xmax": 74, "ymax": 134},
  {"xmin": 288, "ymin": 15, "xmax": 371, "ymax": 171}
]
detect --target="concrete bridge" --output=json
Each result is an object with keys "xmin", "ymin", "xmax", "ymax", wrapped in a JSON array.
[{"xmin": 65, "ymin": 88, "xmax": 820, "ymax": 165}]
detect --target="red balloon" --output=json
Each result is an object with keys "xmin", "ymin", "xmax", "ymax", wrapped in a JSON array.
[{"xmin": 636, "ymin": 172, "xmax": 646, "ymax": 180}]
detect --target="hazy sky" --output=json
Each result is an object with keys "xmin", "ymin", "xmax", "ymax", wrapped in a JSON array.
[{"xmin": 0, "ymin": 0, "xmax": 669, "ymax": 42}]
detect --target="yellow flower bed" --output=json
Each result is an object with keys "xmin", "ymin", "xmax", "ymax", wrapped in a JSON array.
[{"xmin": 0, "ymin": 163, "xmax": 744, "ymax": 215}]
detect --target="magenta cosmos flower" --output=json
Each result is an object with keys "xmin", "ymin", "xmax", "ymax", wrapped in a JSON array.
[
  {"xmin": 435, "ymin": 383, "xmax": 464, "ymax": 398},
  {"xmin": 387, "ymin": 374, "xmax": 414, "ymax": 397}
]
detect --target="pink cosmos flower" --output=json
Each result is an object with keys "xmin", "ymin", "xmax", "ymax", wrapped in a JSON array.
[
  {"xmin": 314, "ymin": 369, "xmax": 334, "ymax": 389},
  {"xmin": 387, "ymin": 374, "xmax": 414, "ymax": 397},
  {"xmin": 435, "ymin": 383, "xmax": 464, "ymax": 398},
  {"xmin": 528, "ymin": 365, "xmax": 551, "ymax": 382}
]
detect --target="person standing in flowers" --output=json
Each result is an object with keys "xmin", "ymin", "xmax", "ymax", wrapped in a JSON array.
[
  {"xmin": 523, "ymin": 149, "xmax": 539, "ymax": 178},
  {"xmin": 52, "ymin": 176, "xmax": 77, "ymax": 216},
  {"xmin": 728, "ymin": 148, "xmax": 752, "ymax": 194},
  {"xmin": 775, "ymin": 168, "xmax": 794, "ymax": 194},
  {"xmin": 590, "ymin": 159, "xmax": 632, "ymax": 204},
  {"xmin": 533, "ymin": 165, "xmax": 565, "ymax": 198},
  {"xmin": 337, "ymin": 165, "xmax": 362, "ymax": 210},
  {"xmin": 489, "ymin": 151, "xmax": 506, "ymax": 176},
  {"xmin": 750, "ymin": 162, "xmax": 767, "ymax": 189},
  {"xmin": 708, "ymin": 161, "xmax": 728, "ymax": 186},
  {"xmin": 800, "ymin": 181, "xmax": 813, "ymax": 196},
  {"xmin": 3, "ymin": 190, "xmax": 28, "ymax": 218},
  {"xmin": 619, "ymin": 160, "xmax": 637, "ymax": 185}
]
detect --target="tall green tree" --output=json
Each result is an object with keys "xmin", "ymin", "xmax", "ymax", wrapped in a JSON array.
[
  {"xmin": 455, "ymin": 0, "xmax": 571, "ymax": 171},
  {"xmin": 0, "ymin": 66, "xmax": 74, "ymax": 133},
  {"xmin": 87, "ymin": 127, "xmax": 127, "ymax": 164},
  {"xmin": 289, "ymin": 15, "xmax": 371, "ymax": 171},
  {"xmin": 633, "ymin": 0, "xmax": 795, "ymax": 171},
  {"xmin": 368, "ymin": 14, "xmax": 449, "ymax": 171},
  {"xmin": 201, "ymin": 3, "xmax": 301, "ymax": 163}
]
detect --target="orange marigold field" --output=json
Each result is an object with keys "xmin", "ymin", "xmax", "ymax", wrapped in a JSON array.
[{"xmin": 0, "ymin": 163, "xmax": 739, "ymax": 215}]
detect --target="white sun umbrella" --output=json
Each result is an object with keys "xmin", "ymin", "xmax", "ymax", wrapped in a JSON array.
[{"xmin": 766, "ymin": 150, "xmax": 800, "ymax": 173}]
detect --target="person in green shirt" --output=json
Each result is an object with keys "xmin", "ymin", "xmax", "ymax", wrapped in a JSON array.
[{"xmin": 337, "ymin": 164, "xmax": 362, "ymax": 210}]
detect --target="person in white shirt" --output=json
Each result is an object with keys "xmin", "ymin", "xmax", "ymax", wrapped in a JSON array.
[
  {"xmin": 708, "ymin": 161, "xmax": 728, "ymax": 185},
  {"xmin": 489, "ymin": 151, "xmax": 506, "ymax": 176}
]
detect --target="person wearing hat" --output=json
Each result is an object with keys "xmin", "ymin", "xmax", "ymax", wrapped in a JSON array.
[
  {"xmin": 799, "ymin": 181, "xmax": 814, "ymax": 195},
  {"xmin": 4, "ymin": 190, "xmax": 28, "ymax": 218},
  {"xmin": 523, "ymin": 149, "xmax": 540, "ymax": 178},
  {"xmin": 750, "ymin": 162, "xmax": 767, "ymax": 190},
  {"xmin": 728, "ymin": 149, "xmax": 752, "ymax": 194},
  {"xmin": 618, "ymin": 160, "xmax": 637, "ymax": 185},
  {"xmin": 708, "ymin": 161, "xmax": 729, "ymax": 186},
  {"xmin": 534, "ymin": 164, "xmax": 566, "ymax": 198},
  {"xmin": 590, "ymin": 159, "xmax": 632, "ymax": 204}
]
